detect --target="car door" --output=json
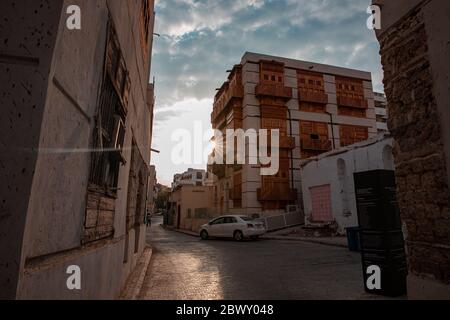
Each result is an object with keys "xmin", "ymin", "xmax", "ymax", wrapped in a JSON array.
[
  {"xmin": 208, "ymin": 218, "xmax": 225, "ymax": 237},
  {"xmin": 222, "ymin": 217, "xmax": 239, "ymax": 238}
]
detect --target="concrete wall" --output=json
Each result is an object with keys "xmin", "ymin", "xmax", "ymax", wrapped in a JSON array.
[
  {"xmin": 170, "ymin": 185, "xmax": 216, "ymax": 232},
  {"xmin": 0, "ymin": 0, "xmax": 65, "ymax": 300},
  {"xmin": 1, "ymin": 0, "xmax": 155, "ymax": 299},
  {"xmin": 301, "ymin": 135, "xmax": 394, "ymax": 234},
  {"xmin": 373, "ymin": 0, "xmax": 450, "ymax": 299}
]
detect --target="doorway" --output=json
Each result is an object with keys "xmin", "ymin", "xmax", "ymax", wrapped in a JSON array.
[{"xmin": 310, "ymin": 184, "xmax": 333, "ymax": 222}]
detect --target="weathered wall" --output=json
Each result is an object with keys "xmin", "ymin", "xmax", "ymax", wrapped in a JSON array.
[
  {"xmin": 0, "ymin": 0, "xmax": 155, "ymax": 299},
  {"xmin": 0, "ymin": 0, "xmax": 65, "ymax": 300},
  {"xmin": 301, "ymin": 135, "xmax": 394, "ymax": 233},
  {"xmin": 374, "ymin": 0, "xmax": 450, "ymax": 299}
]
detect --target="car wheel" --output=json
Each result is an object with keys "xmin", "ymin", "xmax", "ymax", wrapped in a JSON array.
[
  {"xmin": 233, "ymin": 230, "xmax": 244, "ymax": 242},
  {"xmin": 200, "ymin": 230, "xmax": 209, "ymax": 240}
]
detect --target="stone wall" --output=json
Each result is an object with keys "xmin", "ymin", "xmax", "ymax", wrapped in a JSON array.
[{"xmin": 375, "ymin": 0, "xmax": 450, "ymax": 297}]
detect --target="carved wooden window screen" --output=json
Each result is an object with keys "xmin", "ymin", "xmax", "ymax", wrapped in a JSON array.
[
  {"xmin": 340, "ymin": 125, "xmax": 368, "ymax": 147},
  {"xmin": 260, "ymin": 61, "xmax": 284, "ymax": 86}
]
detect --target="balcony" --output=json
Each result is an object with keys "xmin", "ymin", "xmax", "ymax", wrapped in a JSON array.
[
  {"xmin": 255, "ymin": 84, "xmax": 293, "ymax": 100},
  {"xmin": 298, "ymin": 90, "xmax": 328, "ymax": 104},
  {"xmin": 301, "ymin": 139, "xmax": 332, "ymax": 151},
  {"xmin": 257, "ymin": 187, "xmax": 297, "ymax": 202},
  {"xmin": 212, "ymin": 85, "xmax": 244, "ymax": 122},
  {"xmin": 337, "ymin": 96, "xmax": 368, "ymax": 109}
]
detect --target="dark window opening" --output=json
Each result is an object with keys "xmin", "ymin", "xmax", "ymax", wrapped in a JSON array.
[{"xmin": 89, "ymin": 21, "xmax": 128, "ymax": 193}]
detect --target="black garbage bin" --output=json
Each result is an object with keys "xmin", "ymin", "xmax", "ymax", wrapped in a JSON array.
[{"xmin": 346, "ymin": 227, "xmax": 361, "ymax": 252}]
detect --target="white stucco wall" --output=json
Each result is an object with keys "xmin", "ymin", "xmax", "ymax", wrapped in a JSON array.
[{"xmin": 301, "ymin": 135, "xmax": 394, "ymax": 234}]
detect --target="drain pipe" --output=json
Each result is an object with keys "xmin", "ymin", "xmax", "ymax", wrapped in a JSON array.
[
  {"xmin": 325, "ymin": 111, "xmax": 336, "ymax": 149},
  {"xmin": 287, "ymin": 108, "xmax": 295, "ymax": 189}
]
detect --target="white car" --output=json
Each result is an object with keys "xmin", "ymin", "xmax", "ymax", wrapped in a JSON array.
[{"xmin": 200, "ymin": 215, "xmax": 266, "ymax": 241}]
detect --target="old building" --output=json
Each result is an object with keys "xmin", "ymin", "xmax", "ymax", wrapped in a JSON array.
[
  {"xmin": 373, "ymin": 0, "xmax": 450, "ymax": 299},
  {"xmin": 0, "ymin": 0, "xmax": 156, "ymax": 299},
  {"xmin": 209, "ymin": 52, "xmax": 378, "ymax": 218},
  {"xmin": 374, "ymin": 92, "xmax": 389, "ymax": 133},
  {"xmin": 301, "ymin": 134, "xmax": 394, "ymax": 234}
]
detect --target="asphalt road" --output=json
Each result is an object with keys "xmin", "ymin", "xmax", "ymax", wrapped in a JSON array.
[{"xmin": 139, "ymin": 216, "xmax": 380, "ymax": 300}]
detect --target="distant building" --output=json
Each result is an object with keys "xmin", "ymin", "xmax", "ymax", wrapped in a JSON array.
[
  {"xmin": 374, "ymin": 92, "xmax": 388, "ymax": 133},
  {"xmin": 209, "ymin": 52, "xmax": 378, "ymax": 218},
  {"xmin": 168, "ymin": 185, "xmax": 216, "ymax": 233},
  {"xmin": 172, "ymin": 168, "xmax": 206, "ymax": 190},
  {"xmin": 300, "ymin": 134, "xmax": 394, "ymax": 234},
  {"xmin": 0, "ymin": 0, "xmax": 156, "ymax": 299}
]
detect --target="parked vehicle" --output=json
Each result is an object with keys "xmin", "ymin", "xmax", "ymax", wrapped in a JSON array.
[{"xmin": 200, "ymin": 215, "xmax": 266, "ymax": 241}]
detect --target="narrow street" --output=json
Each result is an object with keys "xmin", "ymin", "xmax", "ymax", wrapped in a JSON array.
[{"xmin": 139, "ymin": 216, "xmax": 380, "ymax": 300}]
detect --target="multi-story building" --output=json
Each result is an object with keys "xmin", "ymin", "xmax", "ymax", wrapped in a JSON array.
[
  {"xmin": 374, "ymin": 92, "xmax": 389, "ymax": 133},
  {"xmin": 172, "ymin": 168, "xmax": 206, "ymax": 190},
  {"xmin": 209, "ymin": 52, "xmax": 378, "ymax": 217},
  {"xmin": 0, "ymin": 0, "xmax": 156, "ymax": 299}
]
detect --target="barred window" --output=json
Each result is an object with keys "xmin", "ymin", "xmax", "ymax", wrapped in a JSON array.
[{"xmin": 89, "ymin": 20, "xmax": 129, "ymax": 193}]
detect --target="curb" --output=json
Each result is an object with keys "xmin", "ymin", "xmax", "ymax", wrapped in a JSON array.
[
  {"xmin": 119, "ymin": 246, "xmax": 153, "ymax": 300},
  {"xmin": 165, "ymin": 225, "xmax": 348, "ymax": 249},
  {"xmin": 163, "ymin": 225, "xmax": 199, "ymax": 237},
  {"xmin": 261, "ymin": 236, "xmax": 348, "ymax": 249}
]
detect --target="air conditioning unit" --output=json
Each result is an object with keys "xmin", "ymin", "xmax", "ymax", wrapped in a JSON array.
[{"xmin": 286, "ymin": 205, "xmax": 299, "ymax": 213}]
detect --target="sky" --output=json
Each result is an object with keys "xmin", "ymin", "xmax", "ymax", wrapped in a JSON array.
[{"xmin": 149, "ymin": 0, "xmax": 384, "ymax": 186}]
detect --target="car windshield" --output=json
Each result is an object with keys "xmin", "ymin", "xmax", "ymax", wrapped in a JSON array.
[{"xmin": 239, "ymin": 216, "xmax": 254, "ymax": 221}]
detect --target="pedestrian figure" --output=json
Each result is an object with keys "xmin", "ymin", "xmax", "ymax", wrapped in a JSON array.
[{"xmin": 146, "ymin": 212, "xmax": 152, "ymax": 227}]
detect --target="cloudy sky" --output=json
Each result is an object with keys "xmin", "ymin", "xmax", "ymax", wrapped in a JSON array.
[{"xmin": 149, "ymin": 0, "xmax": 384, "ymax": 186}]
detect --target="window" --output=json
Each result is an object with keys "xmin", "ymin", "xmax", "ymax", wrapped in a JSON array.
[
  {"xmin": 297, "ymin": 71, "xmax": 327, "ymax": 111},
  {"xmin": 260, "ymin": 61, "xmax": 285, "ymax": 86},
  {"xmin": 140, "ymin": 0, "xmax": 153, "ymax": 58},
  {"xmin": 89, "ymin": 21, "xmax": 129, "ymax": 192},
  {"xmin": 211, "ymin": 218, "xmax": 225, "ymax": 225},
  {"xmin": 340, "ymin": 125, "xmax": 369, "ymax": 147},
  {"xmin": 224, "ymin": 217, "xmax": 237, "ymax": 224},
  {"xmin": 196, "ymin": 172, "xmax": 203, "ymax": 179}
]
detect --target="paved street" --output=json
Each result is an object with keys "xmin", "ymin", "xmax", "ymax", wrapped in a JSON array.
[{"xmin": 139, "ymin": 216, "xmax": 378, "ymax": 300}]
